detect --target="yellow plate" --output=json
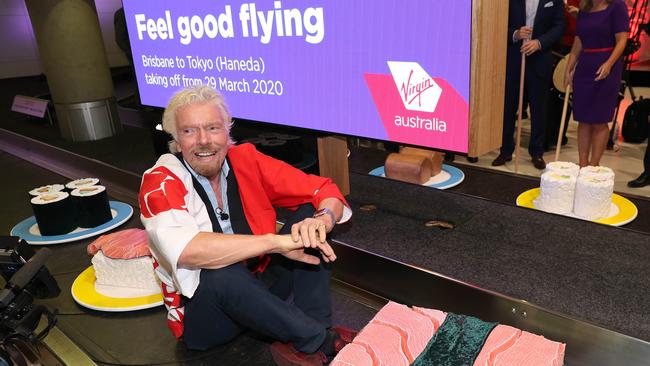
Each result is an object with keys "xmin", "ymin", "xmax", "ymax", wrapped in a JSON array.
[
  {"xmin": 71, "ymin": 266, "xmax": 163, "ymax": 312},
  {"xmin": 516, "ymin": 188, "xmax": 638, "ymax": 226}
]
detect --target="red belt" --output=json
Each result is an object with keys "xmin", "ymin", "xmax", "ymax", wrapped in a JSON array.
[{"xmin": 583, "ymin": 47, "xmax": 614, "ymax": 53}]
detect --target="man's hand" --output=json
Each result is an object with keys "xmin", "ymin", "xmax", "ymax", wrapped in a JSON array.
[
  {"xmin": 516, "ymin": 26, "xmax": 533, "ymax": 41},
  {"xmin": 521, "ymin": 39, "xmax": 542, "ymax": 56},
  {"xmin": 290, "ymin": 217, "xmax": 336, "ymax": 262},
  {"xmin": 564, "ymin": 66, "xmax": 575, "ymax": 89},
  {"xmin": 291, "ymin": 217, "xmax": 332, "ymax": 248},
  {"xmin": 271, "ymin": 230, "xmax": 336, "ymax": 265},
  {"xmin": 282, "ymin": 244, "xmax": 333, "ymax": 265}
]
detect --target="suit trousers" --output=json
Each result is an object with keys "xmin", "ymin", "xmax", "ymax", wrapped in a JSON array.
[
  {"xmin": 182, "ymin": 204, "xmax": 331, "ymax": 353},
  {"xmin": 643, "ymin": 141, "xmax": 650, "ymax": 174},
  {"xmin": 501, "ymin": 58, "xmax": 551, "ymax": 158}
]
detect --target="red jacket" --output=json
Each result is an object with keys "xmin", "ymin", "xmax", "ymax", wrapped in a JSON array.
[{"xmin": 227, "ymin": 143, "xmax": 349, "ymax": 237}]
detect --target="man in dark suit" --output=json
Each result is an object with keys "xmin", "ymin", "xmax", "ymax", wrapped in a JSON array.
[{"xmin": 493, "ymin": 0, "xmax": 565, "ymax": 169}]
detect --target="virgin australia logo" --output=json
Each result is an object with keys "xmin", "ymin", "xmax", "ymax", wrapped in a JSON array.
[{"xmin": 387, "ymin": 61, "xmax": 441, "ymax": 113}]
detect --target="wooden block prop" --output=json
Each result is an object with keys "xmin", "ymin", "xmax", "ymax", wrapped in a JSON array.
[
  {"xmin": 385, "ymin": 153, "xmax": 432, "ymax": 184},
  {"xmin": 317, "ymin": 136, "xmax": 350, "ymax": 196},
  {"xmin": 400, "ymin": 147, "xmax": 443, "ymax": 176}
]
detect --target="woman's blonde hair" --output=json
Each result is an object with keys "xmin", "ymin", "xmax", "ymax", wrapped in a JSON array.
[{"xmin": 162, "ymin": 85, "xmax": 235, "ymax": 153}]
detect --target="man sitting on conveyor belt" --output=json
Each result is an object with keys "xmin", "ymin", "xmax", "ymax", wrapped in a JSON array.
[{"xmin": 138, "ymin": 85, "xmax": 354, "ymax": 366}]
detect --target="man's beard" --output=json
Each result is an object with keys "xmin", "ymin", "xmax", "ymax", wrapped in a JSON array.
[
  {"xmin": 192, "ymin": 160, "xmax": 222, "ymax": 178},
  {"xmin": 188, "ymin": 146, "xmax": 226, "ymax": 179}
]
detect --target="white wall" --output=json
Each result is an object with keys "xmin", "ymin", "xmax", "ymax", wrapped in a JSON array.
[{"xmin": 0, "ymin": 0, "xmax": 128, "ymax": 79}]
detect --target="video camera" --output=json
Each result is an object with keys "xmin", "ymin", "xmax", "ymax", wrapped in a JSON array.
[{"xmin": 0, "ymin": 236, "xmax": 60, "ymax": 342}]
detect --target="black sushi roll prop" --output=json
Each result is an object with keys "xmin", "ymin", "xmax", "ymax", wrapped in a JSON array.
[
  {"xmin": 30, "ymin": 192, "xmax": 77, "ymax": 236},
  {"xmin": 71, "ymin": 185, "xmax": 112, "ymax": 228},
  {"xmin": 65, "ymin": 178, "xmax": 100, "ymax": 192},
  {"xmin": 29, "ymin": 184, "xmax": 65, "ymax": 198}
]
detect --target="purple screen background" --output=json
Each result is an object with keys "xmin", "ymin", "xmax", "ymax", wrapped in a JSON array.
[{"xmin": 123, "ymin": 0, "xmax": 471, "ymax": 151}]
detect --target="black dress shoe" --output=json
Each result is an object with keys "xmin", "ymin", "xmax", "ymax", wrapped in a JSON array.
[
  {"xmin": 467, "ymin": 156, "xmax": 479, "ymax": 163},
  {"xmin": 627, "ymin": 172, "xmax": 650, "ymax": 188},
  {"xmin": 531, "ymin": 156, "xmax": 546, "ymax": 170},
  {"xmin": 491, "ymin": 154, "xmax": 512, "ymax": 166}
]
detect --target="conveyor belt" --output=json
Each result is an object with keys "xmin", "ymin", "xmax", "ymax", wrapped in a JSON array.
[
  {"xmin": 333, "ymin": 242, "xmax": 650, "ymax": 365},
  {"xmin": 2, "ymin": 130, "xmax": 650, "ymax": 365},
  {"xmin": 0, "ymin": 149, "xmax": 378, "ymax": 365},
  {"xmin": 334, "ymin": 172, "xmax": 650, "ymax": 341},
  {"xmin": 348, "ymin": 145, "xmax": 650, "ymax": 234}
]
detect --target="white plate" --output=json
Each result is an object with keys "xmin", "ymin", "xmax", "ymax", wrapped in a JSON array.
[
  {"xmin": 71, "ymin": 266, "xmax": 163, "ymax": 312},
  {"xmin": 10, "ymin": 201, "xmax": 133, "ymax": 245},
  {"xmin": 516, "ymin": 188, "xmax": 638, "ymax": 227},
  {"xmin": 369, "ymin": 164, "xmax": 465, "ymax": 190}
]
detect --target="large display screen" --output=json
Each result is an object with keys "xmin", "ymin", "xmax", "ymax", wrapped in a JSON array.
[{"xmin": 123, "ymin": 0, "xmax": 472, "ymax": 152}]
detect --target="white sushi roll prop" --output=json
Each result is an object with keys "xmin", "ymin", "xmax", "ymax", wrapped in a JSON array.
[
  {"xmin": 65, "ymin": 178, "xmax": 100, "ymax": 191},
  {"xmin": 545, "ymin": 161, "xmax": 580, "ymax": 177},
  {"xmin": 578, "ymin": 166, "xmax": 615, "ymax": 181},
  {"xmin": 573, "ymin": 175, "xmax": 614, "ymax": 220},
  {"xmin": 29, "ymin": 184, "xmax": 65, "ymax": 197},
  {"xmin": 534, "ymin": 172, "xmax": 577, "ymax": 215}
]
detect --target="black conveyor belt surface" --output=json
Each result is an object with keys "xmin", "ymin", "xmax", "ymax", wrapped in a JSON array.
[
  {"xmin": 331, "ymin": 171, "xmax": 650, "ymax": 341},
  {"xmin": 348, "ymin": 146, "xmax": 650, "ymax": 234},
  {"xmin": 4, "ymin": 73, "xmax": 650, "ymax": 364}
]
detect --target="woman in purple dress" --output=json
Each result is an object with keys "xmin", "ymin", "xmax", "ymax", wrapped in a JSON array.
[{"xmin": 564, "ymin": 0, "xmax": 629, "ymax": 167}]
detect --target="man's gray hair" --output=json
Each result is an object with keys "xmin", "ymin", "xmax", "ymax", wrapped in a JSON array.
[{"xmin": 162, "ymin": 85, "xmax": 235, "ymax": 153}]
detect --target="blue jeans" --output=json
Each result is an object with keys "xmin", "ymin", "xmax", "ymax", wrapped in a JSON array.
[{"xmin": 183, "ymin": 205, "xmax": 331, "ymax": 352}]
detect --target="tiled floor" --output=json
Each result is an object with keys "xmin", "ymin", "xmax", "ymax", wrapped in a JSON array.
[{"xmin": 453, "ymin": 87, "xmax": 650, "ymax": 198}]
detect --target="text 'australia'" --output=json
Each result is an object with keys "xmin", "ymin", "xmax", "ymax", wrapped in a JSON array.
[{"xmin": 394, "ymin": 115, "xmax": 447, "ymax": 132}]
